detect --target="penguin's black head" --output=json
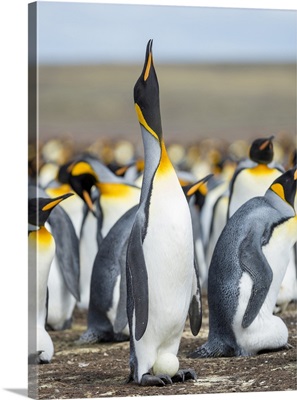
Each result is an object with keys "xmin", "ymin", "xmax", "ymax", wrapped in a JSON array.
[
  {"xmin": 57, "ymin": 160, "xmax": 76, "ymax": 184},
  {"xmin": 249, "ymin": 136, "xmax": 274, "ymax": 164},
  {"xmin": 290, "ymin": 149, "xmax": 296, "ymax": 167},
  {"xmin": 269, "ymin": 168, "xmax": 297, "ymax": 209},
  {"xmin": 28, "ymin": 193, "xmax": 73, "ymax": 227},
  {"xmin": 134, "ymin": 39, "xmax": 163, "ymax": 142},
  {"xmin": 68, "ymin": 161, "xmax": 99, "ymax": 213}
]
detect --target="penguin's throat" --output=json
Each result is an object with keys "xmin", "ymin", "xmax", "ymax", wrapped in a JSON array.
[
  {"xmin": 250, "ymin": 164, "xmax": 274, "ymax": 175},
  {"xmin": 97, "ymin": 182, "xmax": 138, "ymax": 198},
  {"xmin": 46, "ymin": 184, "xmax": 73, "ymax": 198},
  {"xmin": 156, "ymin": 141, "xmax": 175, "ymax": 177},
  {"xmin": 30, "ymin": 226, "xmax": 54, "ymax": 247}
]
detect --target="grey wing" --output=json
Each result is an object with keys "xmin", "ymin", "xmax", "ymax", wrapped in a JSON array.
[
  {"xmin": 48, "ymin": 205, "xmax": 80, "ymax": 301},
  {"xmin": 113, "ymin": 206, "xmax": 138, "ymax": 333},
  {"xmin": 113, "ymin": 248, "xmax": 129, "ymax": 333},
  {"xmin": 188, "ymin": 258, "xmax": 202, "ymax": 336},
  {"xmin": 240, "ymin": 232, "xmax": 273, "ymax": 329},
  {"xmin": 126, "ymin": 215, "xmax": 148, "ymax": 341}
]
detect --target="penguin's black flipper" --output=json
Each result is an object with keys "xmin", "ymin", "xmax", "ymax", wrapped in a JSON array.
[
  {"xmin": 240, "ymin": 232, "xmax": 273, "ymax": 329},
  {"xmin": 48, "ymin": 205, "xmax": 80, "ymax": 301},
  {"xmin": 188, "ymin": 259, "xmax": 202, "ymax": 336},
  {"xmin": 126, "ymin": 216, "xmax": 149, "ymax": 341}
]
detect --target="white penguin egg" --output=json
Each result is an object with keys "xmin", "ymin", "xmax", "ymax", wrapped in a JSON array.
[{"xmin": 152, "ymin": 353, "xmax": 179, "ymax": 377}]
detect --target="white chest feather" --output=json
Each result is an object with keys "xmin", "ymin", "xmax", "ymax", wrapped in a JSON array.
[
  {"xmin": 230, "ymin": 168, "xmax": 281, "ymax": 216},
  {"xmin": 143, "ymin": 172, "xmax": 194, "ymax": 326},
  {"xmin": 262, "ymin": 216, "xmax": 297, "ymax": 303},
  {"xmin": 100, "ymin": 190, "xmax": 139, "ymax": 237}
]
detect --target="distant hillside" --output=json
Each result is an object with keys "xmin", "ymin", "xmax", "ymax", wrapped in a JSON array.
[{"xmin": 32, "ymin": 63, "xmax": 296, "ymax": 149}]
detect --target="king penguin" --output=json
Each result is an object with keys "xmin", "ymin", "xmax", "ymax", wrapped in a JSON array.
[
  {"xmin": 227, "ymin": 136, "xmax": 283, "ymax": 218},
  {"xmin": 78, "ymin": 205, "xmax": 138, "ymax": 344},
  {"xmin": 67, "ymin": 155, "xmax": 141, "ymax": 310},
  {"xmin": 28, "ymin": 189, "xmax": 73, "ymax": 363},
  {"xmin": 126, "ymin": 40, "xmax": 201, "ymax": 386},
  {"xmin": 182, "ymin": 175, "xmax": 213, "ymax": 291},
  {"xmin": 188, "ymin": 168, "xmax": 297, "ymax": 358}
]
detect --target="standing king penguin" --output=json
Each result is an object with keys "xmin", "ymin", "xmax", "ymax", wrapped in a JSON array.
[
  {"xmin": 126, "ymin": 40, "xmax": 201, "ymax": 386},
  {"xmin": 28, "ymin": 191, "xmax": 73, "ymax": 363},
  {"xmin": 227, "ymin": 136, "xmax": 283, "ymax": 218},
  {"xmin": 67, "ymin": 155, "xmax": 140, "ymax": 310},
  {"xmin": 189, "ymin": 168, "xmax": 297, "ymax": 358}
]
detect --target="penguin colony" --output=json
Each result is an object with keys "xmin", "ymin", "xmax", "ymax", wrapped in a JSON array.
[{"xmin": 28, "ymin": 40, "xmax": 297, "ymax": 387}]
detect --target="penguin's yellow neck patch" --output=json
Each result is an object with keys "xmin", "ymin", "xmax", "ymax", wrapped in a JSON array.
[
  {"xmin": 71, "ymin": 162, "xmax": 98, "ymax": 180},
  {"xmin": 249, "ymin": 164, "xmax": 274, "ymax": 175},
  {"xmin": 46, "ymin": 184, "xmax": 73, "ymax": 199},
  {"xmin": 156, "ymin": 141, "xmax": 175, "ymax": 177},
  {"xmin": 97, "ymin": 182, "xmax": 139, "ymax": 198},
  {"xmin": 135, "ymin": 104, "xmax": 159, "ymax": 141},
  {"xmin": 30, "ymin": 226, "xmax": 54, "ymax": 248}
]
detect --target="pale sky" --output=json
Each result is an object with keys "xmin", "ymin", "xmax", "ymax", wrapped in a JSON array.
[{"xmin": 33, "ymin": 0, "xmax": 297, "ymax": 64}]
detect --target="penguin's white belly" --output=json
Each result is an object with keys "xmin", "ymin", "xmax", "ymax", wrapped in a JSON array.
[
  {"xmin": 142, "ymin": 175, "xmax": 194, "ymax": 344},
  {"xmin": 233, "ymin": 217, "xmax": 297, "ymax": 354},
  {"xmin": 78, "ymin": 212, "xmax": 99, "ymax": 310},
  {"xmin": 200, "ymin": 181, "xmax": 228, "ymax": 246},
  {"xmin": 59, "ymin": 197, "xmax": 84, "ymax": 238},
  {"xmin": 206, "ymin": 194, "xmax": 229, "ymax": 266},
  {"xmin": 29, "ymin": 228, "xmax": 56, "ymax": 323},
  {"xmin": 28, "ymin": 229, "xmax": 55, "ymax": 362},
  {"xmin": 262, "ymin": 216, "xmax": 297, "ymax": 307},
  {"xmin": 134, "ymin": 175, "xmax": 195, "ymax": 379},
  {"xmin": 100, "ymin": 192, "xmax": 139, "ymax": 237},
  {"xmin": 47, "ymin": 256, "xmax": 77, "ymax": 330},
  {"xmin": 106, "ymin": 275, "xmax": 129, "ymax": 335},
  {"xmin": 229, "ymin": 170, "xmax": 281, "ymax": 217},
  {"xmin": 276, "ymin": 248, "xmax": 297, "ymax": 310}
]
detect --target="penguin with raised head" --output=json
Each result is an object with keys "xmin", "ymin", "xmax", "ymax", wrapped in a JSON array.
[
  {"xmin": 28, "ymin": 189, "xmax": 73, "ymax": 363},
  {"xmin": 78, "ymin": 175, "xmax": 212, "ymax": 345},
  {"xmin": 189, "ymin": 168, "xmax": 297, "ymax": 358},
  {"xmin": 126, "ymin": 40, "xmax": 201, "ymax": 386}
]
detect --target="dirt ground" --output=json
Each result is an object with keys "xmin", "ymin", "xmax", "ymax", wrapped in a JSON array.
[{"xmin": 30, "ymin": 295, "xmax": 297, "ymax": 399}]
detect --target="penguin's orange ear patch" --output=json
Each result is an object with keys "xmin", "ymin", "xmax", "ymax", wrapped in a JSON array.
[
  {"xmin": 144, "ymin": 52, "xmax": 152, "ymax": 81},
  {"xmin": 259, "ymin": 139, "xmax": 270, "ymax": 150},
  {"xmin": 186, "ymin": 181, "xmax": 208, "ymax": 197},
  {"xmin": 294, "ymin": 169, "xmax": 297, "ymax": 180},
  {"xmin": 270, "ymin": 183, "xmax": 285, "ymax": 201}
]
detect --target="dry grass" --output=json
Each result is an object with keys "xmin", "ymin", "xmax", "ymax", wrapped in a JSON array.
[{"xmin": 34, "ymin": 63, "xmax": 296, "ymax": 148}]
